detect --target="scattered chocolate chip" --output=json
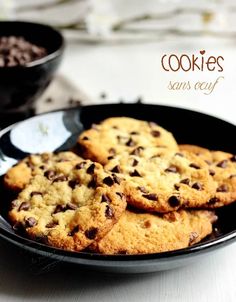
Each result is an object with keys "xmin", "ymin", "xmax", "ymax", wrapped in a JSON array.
[
  {"xmin": 87, "ymin": 163, "xmax": 95, "ymax": 174},
  {"xmin": 53, "ymin": 175, "xmax": 68, "ymax": 182},
  {"xmin": 39, "ymin": 165, "xmax": 45, "ymax": 170},
  {"xmin": 112, "ymin": 174, "xmax": 122, "ymax": 184},
  {"xmin": 108, "ymin": 148, "xmax": 116, "ymax": 155},
  {"xmin": 107, "ymin": 156, "xmax": 114, "ymax": 160},
  {"xmin": 168, "ymin": 196, "xmax": 180, "ymax": 207},
  {"xmin": 209, "ymin": 169, "xmax": 215, "ymax": 176},
  {"xmin": 175, "ymin": 152, "xmax": 184, "ymax": 157},
  {"xmin": 142, "ymin": 193, "xmax": 158, "ymax": 201},
  {"xmin": 111, "ymin": 165, "xmax": 121, "ymax": 173},
  {"xmin": 208, "ymin": 197, "xmax": 219, "ymax": 205},
  {"xmin": 217, "ymin": 184, "xmax": 228, "ymax": 192},
  {"xmin": 25, "ymin": 217, "xmax": 37, "ymax": 228},
  {"xmin": 54, "ymin": 205, "xmax": 66, "ymax": 214},
  {"xmin": 68, "ymin": 179, "xmax": 79, "ymax": 189},
  {"xmin": 44, "ymin": 170, "xmax": 56, "ymax": 180},
  {"xmin": 137, "ymin": 186, "xmax": 148, "ymax": 193},
  {"xmin": 129, "ymin": 169, "xmax": 141, "ymax": 177},
  {"xmin": 85, "ymin": 227, "xmax": 98, "ymax": 239},
  {"xmin": 192, "ymin": 182, "xmax": 202, "ymax": 190},
  {"xmin": 130, "ymin": 131, "xmax": 139, "ymax": 135},
  {"xmin": 101, "ymin": 194, "xmax": 111, "ymax": 203},
  {"xmin": 19, "ymin": 202, "xmax": 30, "ymax": 211},
  {"xmin": 88, "ymin": 178, "xmax": 96, "ymax": 188},
  {"xmin": 116, "ymin": 192, "xmax": 124, "ymax": 199},
  {"xmin": 105, "ymin": 205, "xmax": 114, "ymax": 218},
  {"xmin": 132, "ymin": 159, "xmax": 139, "ymax": 167},
  {"xmin": 69, "ymin": 225, "xmax": 79, "ymax": 236},
  {"xmin": 130, "ymin": 146, "xmax": 144, "ymax": 156},
  {"xmin": 151, "ymin": 130, "xmax": 161, "ymax": 137},
  {"xmin": 30, "ymin": 191, "xmax": 43, "ymax": 197},
  {"xmin": 229, "ymin": 174, "xmax": 236, "ymax": 179},
  {"xmin": 180, "ymin": 178, "xmax": 190, "ymax": 185},
  {"xmin": 217, "ymin": 160, "xmax": 228, "ymax": 168},
  {"xmin": 103, "ymin": 176, "xmax": 114, "ymax": 186},
  {"xmin": 230, "ymin": 155, "xmax": 236, "ymax": 162},
  {"xmin": 82, "ymin": 136, "xmax": 89, "ymax": 140},
  {"xmin": 126, "ymin": 138, "xmax": 136, "ymax": 147},
  {"xmin": 165, "ymin": 165, "xmax": 178, "ymax": 173},
  {"xmin": 144, "ymin": 220, "xmax": 151, "ymax": 228},
  {"xmin": 174, "ymin": 184, "xmax": 180, "ymax": 191},
  {"xmin": 189, "ymin": 163, "xmax": 200, "ymax": 169},
  {"xmin": 67, "ymin": 203, "xmax": 78, "ymax": 210},
  {"xmin": 46, "ymin": 221, "xmax": 58, "ymax": 228},
  {"xmin": 112, "ymin": 126, "xmax": 118, "ymax": 129},
  {"xmin": 189, "ymin": 232, "xmax": 199, "ymax": 245},
  {"xmin": 75, "ymin": 162, "xmax": 86, "ymax": 169}
]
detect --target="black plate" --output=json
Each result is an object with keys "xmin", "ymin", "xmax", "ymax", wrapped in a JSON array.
[{"xmin": 0, "ymin": 103, "xmax": 235, "ymax": 274}]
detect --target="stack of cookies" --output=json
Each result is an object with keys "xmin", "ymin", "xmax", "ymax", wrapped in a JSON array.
[{"xmin": 5, "ymin": 117, "xmax": 236, "ymax": 255}]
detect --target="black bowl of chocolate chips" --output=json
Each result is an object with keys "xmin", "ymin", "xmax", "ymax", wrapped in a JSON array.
[{"xmin": 0, "ymin": 21, "xmax": 64, "ymax": 126}]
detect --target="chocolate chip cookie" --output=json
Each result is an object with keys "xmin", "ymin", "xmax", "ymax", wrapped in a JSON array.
[
  {"xmin": 104, "ymin": 148, "xmax": 217, "ymax": 213},
  {"xmin": 4, "ymin": 151, "xmax": 81, "ymax": 192},
  {"xmin": 78, "ymin": 117, "xmax": 178, "ymax": 164},
  {"xmin": 90, "ymin": 209, "xmax": 217, "ymax": 254},
  {"xmin": 9, "ymin": 159, "xmax": 126, "ymax": 252},
  {"xmin": 180, "ymin": 145, "xmax": 236, "ymax": 208}
]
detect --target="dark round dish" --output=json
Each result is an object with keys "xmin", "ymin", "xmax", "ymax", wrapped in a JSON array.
[
  {"xmin": 0, "ymin": 103, "xmax": 235, "ymax": 274},
  {"xmin": 0, "ymin": 21, "xmax": 64, "ymax": 126}
]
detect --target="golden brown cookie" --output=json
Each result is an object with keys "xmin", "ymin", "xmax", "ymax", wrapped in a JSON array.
[
  {"xmin": 4, "ymin": 151, "xmax": 81, "ymax": 192},
  {"xmin": 180, "ymin": 145, "xmax": 236, "ymax": 208},
  {"xmin": 104, "ymin": 147, "xmax": 217, "ymax": 213},
  {"xmin": 8, "ymin": 159, "xmax": 126, "ymax": 252},
  {"xmin": 78, "ymin": 117, "xmax": 178, "ymax": 164},
  {"xmin": 90, "ymin": 209, "xmax": 217, "ymax": 255}
]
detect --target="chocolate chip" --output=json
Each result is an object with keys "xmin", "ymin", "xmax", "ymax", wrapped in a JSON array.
[
  {"xmin": 189, "ymin": 232, "xmax": 199, "ymax": 245},
  {"xmin": 112, "ymin": 126, "xmax": 118, "ymax": 129},
  {"xmin": 101, "ymin": 194, "xmax": 111, "ymax": 203},
  {"xmin": 174, "ymin": 184, "xmax": 180, "ymax": 191},
  {"xmin": 142, "ymin": 193, "xmax": 158, "ymax": 201},
  {"xmin": 132, "ymin": 159, "xmax": 139, "ymax": 167},
  {"xmin": 69, "ymin": 225, "xmax": 79, "ymax": 236},
  {"xmin": 103, "ymin": 176, "xmax": 114, "ymax": 186},
  {"xmin": 82, "ymin": 136, "xmax": 89, "ymax": 140},
  {"xmin": 19, "ymin": 202, "xmax": 30, "ymax": 211},
  {"xmin": 137, "ymin": 186, "xmax": 148, "ymax": 193},
  {"xmin": 108, "ymin": 148, "xmax": 116, "ymax": 155},
  {"xmin": 88, "ymin": 178, "xmax": 96, "ymax": 188},
  {"xmin": 68, "ymin": 179, "xmax": 79, "ymax": 189},
  {"xmin": 217, "ymin": 160, "xmax": 228, "ymax": 168},
  {"xmin": 107, "ymin": 156, "xmax": 114, "ymax": 160},
  {"xmin": 112, "ymin": 174, "xmax": 121, "ymax": 184},
  {"xmin": 53, "ymin": 175, "xmax": 68, "ymax": 182},
  {"xmin": 111, "ymin": 165, "xmax": 121, "ymax": 173},
  {"xmin": 165, "ymin": 165, "xmax": 178, "ymax": 173},
  {"xmin": 189, "ymin": 163, "xmax": 200, "ymax": 169},
  {"xmin": 39, "ymin": 165, "xmax": 45, "ymax": 170},
  {"xmin": 208, "ymin": 197, "xmax": 219, "ymax": 205},
  {"xmin": 130, "ymin": 131, "xmax": 139, "ymax": 135},
  {"xmin": 192, "ymin": 182, "xmax": 202, "ymax": 190},
  {"xmin": 116, "ymin": 192, "xmax": 124, "ymax": 199},
  {"xmin": 30, "ymin": 191, "xmax": 43, "ymax": 197},
  {"xmin": 105, "ymin": 205, "xmax": 113, "ymax": 218},
  {"xmin": 216, "ymin": 184, "xmax": 228, "ymax": 192},
  {"xmin": 126, "ymin": 138, "xmax": 136, "ymax": 147},
  {"xmin": 229, "ymin": 174, "xmax": 236, "ymax": 179},
  {"xmin": 168, "ymin": 196, "xmax": 180, "ymax": 207},
  {"xmin": 85, "ymin": 227, "xmax": 98, "ymax": 239},
  {"xmin": 44, "ymin": 170, "xmax": 56, "ymax": 180},
  {"xmin": 46, "ymin": 221, "xmax": 58, "ymax": 228},
  {"xmin": 54, "ymin": 205, "xmax": 66, "ymax": 214},
  {"xmin": 25, "ymin": 217, "xmax": 37, "ymax": 227},
  {"xmin": 144, "ymin": 220, "xmax": 152, "ymax": 228},
  {"xmin": 129, "ymin": 170, "xmax": 141, "ymax": 177},
  {"xmin": 209, "ymin": 169, "xmax": 215, "ymax": 176},
  {"xmin": 151, "ymin": 130, "xmax": 161, "ymax": 137},
  {"xmin": 230, "ymin": 155, "xmax": 236, "ymax": 162},
  {"xmin": 180, "ymin": 178, "xmax": 190, "ymax": 185},
  {"xmin": 130, "ymin": 146, "xmax": 144, "ymax": 156},
  {"xmin": 175, "ymin": 152, "xmax": 184, "ymax": 157},
  {"xmin": 75, "ymin": 162, "xmax": 86, "ymax": 169},
  {"xmin": 67, "ymin": 203, "xmax": 78, "ymax": 210},
  {"xmin": 86, "ymin": 163, "xmax": 95, "ymax": 174}
]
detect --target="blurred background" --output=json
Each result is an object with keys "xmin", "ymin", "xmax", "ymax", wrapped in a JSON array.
[{"xmin": 0, "ymin": 0, "xmax": 235, "ymax": 124}]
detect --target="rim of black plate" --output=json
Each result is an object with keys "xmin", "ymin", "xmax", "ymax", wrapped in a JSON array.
[{"xmin": 0, "ymin": 103, "xmax": 235, "ymax": 262}]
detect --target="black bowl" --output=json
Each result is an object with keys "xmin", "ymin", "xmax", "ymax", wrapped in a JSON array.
[
  {"xmin": 0, "ymin": 103, "xmax": 235, "ymax": 274},
  {"xmin": 0, "ymin": 21, "xmax": 64, "ymax": 126}
]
